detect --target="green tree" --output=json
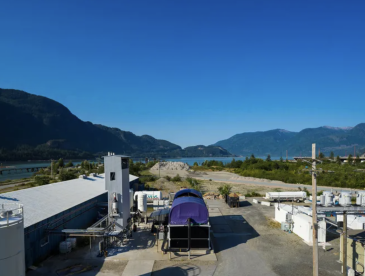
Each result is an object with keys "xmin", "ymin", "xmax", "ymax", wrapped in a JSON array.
[
  {"xmin": 217, "ymin": 184, "xmax": 232, "ymax": 197},
  {"xmin": 250, "ymin": 154, "xmax": 255, "ymax": 160},
  {"xmin": 59, "ymin": 171, "xmax": 77, "ymax": 181},
  {"xmin": 58, "ymin": 158, "xmax": 64, "ymax": 167},
  {"xmin": 280, "ymin": 156, "xmax": 283, "ymax": 162},
  {"xmin": 318, "ymin": 152, "xmax": 325, "ymax": 159},
  {"xmin": 356, "ymin": 155, "xmax": 361, "ymax": 165},
  {"xmin": 336, "ymin": 156, "xmax": 341, "ymax": 165},
  {"xmin": 266, "ymin": 155, "xmax": 272, "ymax": 162},
  {"xmin": 65, "ymin": 161, "xmax": 74, "ymax": 168},
  {"xmin": 330, "ymin": 152, "xmax": 335, "ymax": 159},
  {"xmin": 97, "ymin": 165, "xmax": 104, "ymax": 174},
  {"xmin": 193, "ymin": 162, "xmax": 198, "ymax": 167},
  {"xmin": 34, "ymin": 175, "xmax": 51, "ymax": 186},
  {"xmin": 347, "ymin": 154, "xmax": 353, "ymax": 165}
]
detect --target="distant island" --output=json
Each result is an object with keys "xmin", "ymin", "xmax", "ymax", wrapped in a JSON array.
[{"xmin": 0, "ymin": 89, "xmax": 234, "ymax": 161}]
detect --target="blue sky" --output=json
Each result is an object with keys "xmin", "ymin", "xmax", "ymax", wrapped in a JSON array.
[{"xmin": 1, "ymin": 1, "xmax": 364, "ymax": 148}]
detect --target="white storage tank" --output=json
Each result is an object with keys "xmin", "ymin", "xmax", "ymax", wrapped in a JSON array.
[
  {"xmin": 320, "ymin": 195, "xmax": 325, "ymax": 206},
  {"xmin": 59, "ymin": 241, "xmax": 72, "ymax": 253},
  {"xmin": 339, "ymin": 192, "xmax": 352, "ymax": 207},
  {"xmin": 323, "ymin": 191, "xmax": 334, "ymax": 207},
  {"xmin": 66, "ymin": 238, "xmax": 77, "ymax": 249},
  {"xmin": 129, "ymin": 189, "xmax": 134, "ymax": 209},
  {"xmin": 356, "ymin": 191, "xmax": 365, "ymax": 206},
  {"xmin": 0, "ymin": 203, "xmax": 25, "ymax": 276},
  {"xmin": 137, "ymin": 193, "xmax": 147, "ymax": 212}
]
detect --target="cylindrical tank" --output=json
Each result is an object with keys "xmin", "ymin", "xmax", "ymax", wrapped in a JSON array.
[
  {"xmin": 129, "ymin": 190, "xmax": 134, "ymax": 209},
  {"xmin": 59, "ymin": 241, "xmax": 72, "ymax": 253},
  {"xmin": 356, "ymin": 191, "xmax": 365, "ymax": 206},
  {"xmin": 322, "ymin": 191, "xmax": 334, "ymax": 207},
  {"xmin": 138, "ymin": 194, "xmax": 147, "ymax": 212},
  {"xmin": 0, "ymin": 203, "xmax": 25, "ymax": 276},
  {"xmin": 320, "ymin": 195, "xmax": 325, "ymax": 206},
  {"xmin": 66, "ymin": 238, "xmax": 76, "ymax": 249},
  {"xmin": 339, "ymin": 192, "xmax": 352, "ymax": 207}
]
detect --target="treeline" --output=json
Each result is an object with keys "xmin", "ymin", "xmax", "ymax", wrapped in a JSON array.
[
  {"xmin": 0, "ymin": 145, "xmax": 94, "ymax": 161},
  {"xmin": 193, "ymin": 155, "xmax": 365, "ymax": 189}
]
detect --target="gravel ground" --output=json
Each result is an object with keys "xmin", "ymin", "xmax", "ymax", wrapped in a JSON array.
[{"xmin": 209, "ymin": 198, "xmax": 342, "ymax": 276}]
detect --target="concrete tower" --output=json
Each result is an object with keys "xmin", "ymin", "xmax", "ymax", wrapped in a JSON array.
[{"xmin": 104, "ymin": 153, "xmax": 130, "ymax": 231}]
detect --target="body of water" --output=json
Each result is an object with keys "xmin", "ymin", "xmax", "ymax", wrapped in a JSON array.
[
  {"xmin": 165, "ymin": 156, "xmax": 287, "ymax": 166},
  {"xmin": 0, "ymin": 160, "xmax": 83, "ymax": 181}
]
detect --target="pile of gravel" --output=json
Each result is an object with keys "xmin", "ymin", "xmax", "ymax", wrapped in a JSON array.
[{"xmin": 150, "ymin": 161, "xmax": 190, "ymax": 171}]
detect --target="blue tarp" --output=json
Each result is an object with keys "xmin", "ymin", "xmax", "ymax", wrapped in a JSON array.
[
  {"xmin": 174, "ymin": 188, "xmax": 202, "ymax": 199},
  {"xmin": 169, "ymin": 197, "xmax": 208, "ymax": 225}
]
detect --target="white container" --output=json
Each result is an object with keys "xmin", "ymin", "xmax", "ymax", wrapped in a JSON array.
[
  {"xmin": 265, "ymin": 192, "xmax": 306, "ymax": 202},
  {"xmin": 0, "ymin": 203, "xmax": 25, "ymax": 276},
  {"xmin": 320, "ymin": 195, "xmax": 325, "ymax": 206},
  {"xmin": 134, "ymin": 191, "xmax": 162, "ymax": 202},
  {"xmin": 129, "ymin": 189, "xmax": 134, "ymax": 209},
  {"xmin": 356, "ymin": 191, "xmax": 365, "ymax": 206},
  {"xmin": 66, "ymin": 238, "xmax": 77, "ymax": 248},
  {"xmin": 322, "ymin": 191, "xmax": 334, "ymax": 207},
  {"xmin": 59, "ymin": 241, "xmax": 72, "ymax": 253},
  {"xmin": 137, "ymin": 193, "xmax": 147, "ymax": 212},
  {"xmin": 339, "ymin": 192, "xmax": 352, "ymax": 207}
]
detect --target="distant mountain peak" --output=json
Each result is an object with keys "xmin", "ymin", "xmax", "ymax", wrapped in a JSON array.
[{"xmin": 322, "ymin": 126, "xmax": 353, "ymax": 131}]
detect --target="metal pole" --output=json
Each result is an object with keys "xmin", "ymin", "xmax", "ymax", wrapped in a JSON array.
[
  {"xmin": 159, "ymin": 159, "xmax": 160, "ymax": 178},
  {"xmin": 51, "ymin": 160, "xmax": 53, "ymax": 179},
  {"xmin": 312, "ymin": 143, "xmax": 318, "ymax": 276},
  {"xmin": 343, "ymin": 211, "xmax": 347, "ymax": 276}
]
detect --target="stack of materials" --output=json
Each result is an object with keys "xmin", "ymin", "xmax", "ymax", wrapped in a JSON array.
[{"xmin": 227, "ymin": 193, "xmax": 239, "ymax": 208}]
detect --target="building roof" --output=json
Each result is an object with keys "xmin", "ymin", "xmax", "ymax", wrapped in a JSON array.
[{"xmin": 0, "ymin": 174, "xmax": 138, "ymax": 228}]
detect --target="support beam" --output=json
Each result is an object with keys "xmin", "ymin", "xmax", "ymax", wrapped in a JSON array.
[
  {"xmin": 343, "ymin": 211, "xmax": 347, "ymax": 276},
  {"xmin": 312, "ymin": 143, "xmax": 318, "ymax": 276}
]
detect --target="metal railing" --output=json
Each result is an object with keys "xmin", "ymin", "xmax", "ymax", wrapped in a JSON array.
[{"xmin": 0, "ymin": 203, "xmax": 23, "ymax": 227}]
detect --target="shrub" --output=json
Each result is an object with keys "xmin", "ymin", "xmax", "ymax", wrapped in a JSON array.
[
  {"xmin": 59, "ymin": 171, "xmax": 77, "ymax": 181},
  {"xmin": 218, "ymin": 184, "xmax": 232, "ymax": 197},
  {"xmin": 34, "ymin": 175, "xmax": 51, "ymax": 186},
  {"xmin": 165, "ymin": 175, "xmax": 171, "ymax": 181},
  {"xmin": 172, "ymin": 174, "xmax": 182, "ymax": 182}
]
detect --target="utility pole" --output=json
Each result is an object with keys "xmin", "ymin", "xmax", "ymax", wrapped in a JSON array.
[
  {"xmin": 312, "ymin": 143, "xmax": 318, "ymax": 276},
  {"xmin": 159, "ymin": 159, "xmax": 160, "ymax": 178},
  {"xmin": 343, "ymin": 211, "xmax": 347, "ymax": 276}
]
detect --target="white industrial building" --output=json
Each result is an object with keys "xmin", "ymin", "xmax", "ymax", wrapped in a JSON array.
[
  {"xmin": 0, "ymin": 170, "xmax": 138, "ymax": 275},
  {"xmin": 274, "ymin": 204, "xmax": 326, "ymax": 244}
]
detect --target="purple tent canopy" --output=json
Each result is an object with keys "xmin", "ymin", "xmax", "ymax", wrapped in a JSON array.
[
  {"xmin": 169, "ymin": 197, "xmax": 208, "ymax": 225},
  {"xmin": 174, "ymin": 188, "xmax": 202, "ymax": 199}
]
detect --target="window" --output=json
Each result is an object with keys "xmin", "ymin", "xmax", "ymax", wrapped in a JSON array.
[
  {"xmin": 122, "ymin": 158, "xmax": 129, "ymax": 169},
  {"xmin": 110, "ymin": 172, "xmax": 115, "ymax": 181}
]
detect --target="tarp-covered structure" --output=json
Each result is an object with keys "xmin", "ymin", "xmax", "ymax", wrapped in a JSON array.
[
  {"xmin": 169, "ymin": 197, "xmax": 208, "ymax": 225},
  {"xmin": 174, "ymin": 189, "xmax": 202, "ymax": 199}
]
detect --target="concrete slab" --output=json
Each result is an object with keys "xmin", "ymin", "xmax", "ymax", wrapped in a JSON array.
[
  {"xmin": 122, "ymin": 260, "xmax": 154, "ymax": 276},
  {"xmin": 211, "ymin": 224, "xmax": 232, "ymax": 233},
  {"xmin": 208, "ymin": 207, "xmax": 220, "ymax": 213},
  {"xmin": 152, "ymin": 261, "xmax": 217, "ymax": 276},
  {"xmin": 261, "ymin": 201, "xmax": 271, "ymax": 206}
]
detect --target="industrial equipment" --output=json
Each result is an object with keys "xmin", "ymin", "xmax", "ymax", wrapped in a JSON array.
[{"xmin": 265, "ymin": 192, "xmax": 306, "ymax": 202}]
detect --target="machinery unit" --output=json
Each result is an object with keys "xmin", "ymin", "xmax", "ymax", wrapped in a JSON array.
[
  {"xmin": 167, "ymin": 189, "xmax": 210, "ymax": 251},
  {"xmin": 356, "ymin": 191, "xmax": 365, "ymax": 206},
  {"xmin": 339, "ymin": 192, "xmax": 352, "ymax": 207},
  {"xmin": 0, "ymin": 203, "xmax": 25, "ymax": 276},
  {"xmin": 104, "ymin": 154, "xmax": 131, "ymax": 231},
  {"xmin": 322, "ymin": 191, "xmax": 334, "ymax": 207}
]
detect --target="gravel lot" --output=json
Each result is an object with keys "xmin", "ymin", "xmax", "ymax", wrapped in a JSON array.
[{"xmin": 208, "ymin": 198, "xmax": 342, "ymax": 276}]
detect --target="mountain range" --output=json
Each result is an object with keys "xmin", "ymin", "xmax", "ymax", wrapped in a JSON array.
[
  {"xmin": 0, "ymin": 89, "xmax": 232, "ymax": 161},
  {"xmin": 2, "ymin": 88, "xmax": 365, "ymax": 161},
  {"xmin": 214, "ymin": 125, "xmax": 365, "ymax": 157}
]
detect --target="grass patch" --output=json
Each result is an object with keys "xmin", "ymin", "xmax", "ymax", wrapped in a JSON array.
[{"xmin": 266, "ymin": 217, "xmax": 281, "ymax": 229}]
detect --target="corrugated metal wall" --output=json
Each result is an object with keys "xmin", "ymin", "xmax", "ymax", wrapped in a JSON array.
[{"xmin": 24, "ymin": 192, "xmax": 107, "ymax": 267}]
